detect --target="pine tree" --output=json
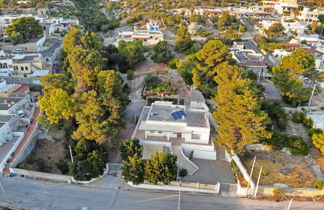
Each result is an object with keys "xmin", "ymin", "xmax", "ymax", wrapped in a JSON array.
[
  {"xmin": 121, "ymin": 154, "xmax": 144, "ymax": 185},
  {"xmin": 213, "ymin": 63, "xmax": 271, "ymax": 154},
  {"xmin": 144, "ymin": 152, "xmax": 177, "ymax": 185}
]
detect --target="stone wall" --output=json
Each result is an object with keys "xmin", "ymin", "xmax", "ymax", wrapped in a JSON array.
[
  {"xmin": 11, "ymin": 124, "xmax": 39, "ymax": 167},
  {"xmin": 9, "ymin": 168, "xmax": 72, "ymax": 183}
]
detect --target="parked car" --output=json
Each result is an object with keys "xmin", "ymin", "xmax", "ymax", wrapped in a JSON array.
[{"xmin": 12, "ymin": 49, "xmax": 24, "ymax": 54}]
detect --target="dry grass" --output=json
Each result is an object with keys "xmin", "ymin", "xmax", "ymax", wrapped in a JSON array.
[
  {"xmin": 243, "ymin": 158, "xmax": 316, "ymax": 187},
  {"xmin": 18, "ymin": 140, "xmax": 68, "ymax": 174}
]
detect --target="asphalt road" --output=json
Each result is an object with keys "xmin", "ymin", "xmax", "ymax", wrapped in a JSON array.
[{"xmin": 0, "ymin": 177, "xmax": 323, "ymax": 210}]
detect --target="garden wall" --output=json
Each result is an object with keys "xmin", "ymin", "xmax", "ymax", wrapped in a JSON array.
[
  {"xmin": 236, "ymin": 183, "xmax": 324, "ymax": 197},
  {"xmin": 9, "ymin": 167, "xmax": 72, "ymax": 183}
]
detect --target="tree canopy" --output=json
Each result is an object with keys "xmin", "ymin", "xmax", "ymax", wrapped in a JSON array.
[
  {"xmin": 213, "ymin": 62, "xmax": 271, "ymax": 154},
  {"xmin": 5, "ymin": 17, "xmax": 43, "ymax": 44},
  {"xmin": 272, "ymin": 49, "xmax": 321, "ymax": 106}
]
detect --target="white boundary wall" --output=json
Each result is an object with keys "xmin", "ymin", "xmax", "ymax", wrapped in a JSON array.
[
  {"xmin": 128, "ymin": 182, "xmax": 220, "ymax": 194},
  {"xmin": 181, "ymin": 143, "xmax": 216, "ymax": 160},
  {"xmin": 0, "ymin": 132, "xmax": 24, "ymax": 173},
  {"xmin": 225, "ymin": 151, "xmax": 255, "ymax": 189}
]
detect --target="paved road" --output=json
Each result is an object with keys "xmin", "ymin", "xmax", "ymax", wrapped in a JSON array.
[{"xmin": 0, "ymin": 177, "xmax": 323, "ymax": 210}]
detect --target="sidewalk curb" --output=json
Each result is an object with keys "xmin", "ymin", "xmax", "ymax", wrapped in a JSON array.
[{"xmin": 127, "ymin": 182, "xmax": 220, "ymax": 194}]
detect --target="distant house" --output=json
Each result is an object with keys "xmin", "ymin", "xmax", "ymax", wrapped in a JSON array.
[
  {"xmin": 133, "ymin": 91, "xmax": 216, "ymax": 175},
  {"xmin": 11, "ymin": 54, "xmax": 45, "ymax": 76},
  {"xmin": 297, "ymin": 8, "xmax": 320, "ymax": 23},
  {"xmin": 231, "ymin": 41, "xmax": 270, "ymax": 78},
  {"xmin": 116, "ymin": 20, "xmax": 164, "ymax": 46}
]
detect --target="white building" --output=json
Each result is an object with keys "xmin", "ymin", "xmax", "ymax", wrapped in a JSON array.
[
  {"xmin": 297, "ymin": 8, "xmax": 320, "ymax": 23},
  {"xmin": 133, "ymin": 91, "xmax": 216, "ymax": 175},
  {"xmin": 274, "ymin": 2, "xmax": 298, "ymax": 15},
  {"xmin": 231, "ymin": 42, "xmax": 270, "ymax": 78},
  {"xmin": 116, "ymin": 20, "xmax": 164, "ymax": 46},
  {"xmin": 0, "ymin": 51, "xmax": 14, "ymax": 76}
]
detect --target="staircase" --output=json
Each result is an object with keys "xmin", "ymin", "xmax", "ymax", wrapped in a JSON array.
[{"xmin": 172, "ymin": 145, "xmax": 199, "ymax": 176}]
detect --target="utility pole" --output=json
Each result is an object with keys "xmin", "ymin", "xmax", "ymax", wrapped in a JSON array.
[
  {"xmin": 69, "ymin": 145, "xmax": 74, "ymax": 163},
  {"xmin": 253, "ymin": 165, "xmax": 263, "ymax": 198},
  {"xmin": 307, "ymin": 83, "xmax": 316, "ymax": 113},
  {"xmin": 178, "ymin": 182, "xmax": 181, "ymax": 210},
  {"xmin": 285, "ymin": 199, "xmax": 293, "ymax": 210},
  {"xmin": 246, "ymin": 156, "xmax": 256, "ymax": 196}
]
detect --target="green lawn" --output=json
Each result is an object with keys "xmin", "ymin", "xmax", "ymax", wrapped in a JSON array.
[{"xmin": 0, "ymin": 206, "xmax": 13, "ymax": 210}]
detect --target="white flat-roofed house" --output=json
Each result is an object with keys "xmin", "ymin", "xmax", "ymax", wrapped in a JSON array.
[
  {"xmin": 115, "ymin": 20, "xmax": 164, "ymax": 46},
  {"xmin": 133, "ymin": 91, "xmax": 216, "ymax": 175},
  {"xmin": 297, "ymin": 8, "xmax": 320, "ymax": 23},
  {"xmin": 231, "ymin": 41, "xmax": 270, "ymax": 78}
]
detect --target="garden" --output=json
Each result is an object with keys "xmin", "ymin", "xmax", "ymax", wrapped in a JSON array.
[{"xmin": 143, "ymin": 72, "xmax": 177, "ymax": 98}]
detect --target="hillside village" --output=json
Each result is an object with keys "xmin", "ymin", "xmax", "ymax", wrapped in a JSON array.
[{"xmin": 0, "ymin": 0, "xmax": 324, "ymax": 209}]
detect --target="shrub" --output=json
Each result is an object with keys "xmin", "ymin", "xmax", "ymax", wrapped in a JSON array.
[
  {"xmin": 179, "ymin": 99, "xmax": 185, "ymax": 105},
  {"xmin": 291, "ymin": 111, "xmax": 306, "ymax": 124},
  {"xmin": 167, "ymin": 58, "xmax": 179, "ymax": 69},
  {"xmin": 285, "ymin": 136, "xmax": 309, "ymax": 156},
  {"xmin": 179, "ymin": 168, "xmax": 188, "ymax": 177},
  {"xmin": 189, "ymin": 151, "xmax": 194, "ymax": 160},
  {"xmin": 314, "ymin": 180, "xmax": 324, "ymax": 190},
  {"xmin": 273, "ymin": 188, "xmax": 285, "ymax": 198},
  {"xmin": 262, "ymin": 131, "xmax": 288, "ymax": 150},
  {"xmin": 261, "ymin": 169, "xmax": 269, "ymax": 176},
  {"xmin": 126, "ymin": 70, "xmax": 134, "ymax": 80},
  {"xmin": 120, "ymin": 139, "xmax": 142, "ymax": 161}
]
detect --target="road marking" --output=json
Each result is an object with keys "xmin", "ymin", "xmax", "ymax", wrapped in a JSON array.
[
  {"xmin": 133, "ymin": 194, "xmax": 178, "ymax": 203},
  {"xmin": 110, "ymin": 190, "xmax": 120, "ymax": 208}
]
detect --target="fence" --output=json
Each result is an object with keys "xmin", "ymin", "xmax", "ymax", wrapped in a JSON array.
[{"xmin": 129, "ymin": 180, "xmax": 220, "ymax": 194}]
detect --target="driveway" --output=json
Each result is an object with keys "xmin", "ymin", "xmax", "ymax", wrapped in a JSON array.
[
  {"xmin": 260, "ymin": 79, "xmax": 282, "ymax": 101},
  {"xmin": 182, "ymin": 159, "xmax": 235, "ymax": 184}
]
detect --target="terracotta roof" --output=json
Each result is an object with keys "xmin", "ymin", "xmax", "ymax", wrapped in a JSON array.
[
  {"xmin": 303, "ymin": 48, "xmax": 322, "ymax": 54},
  {"xmin": 13, "ymin": 85, "xmax": 29, "ymax": 93},
  {"xmin": 235, "ymin": 42, "xmax": 244, "ymax": 45},
  {"xmin": 284, "ymin": 43, "xmax": 302, "ymax": 48}
]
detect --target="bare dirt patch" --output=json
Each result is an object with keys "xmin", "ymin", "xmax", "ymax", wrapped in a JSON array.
[
  {"xmin": 18, "ymin": 139, "xmax": 68, "ymax": 175},
  {"xmin": 242, "ymin": 151, "xmax": 316, "ymax": 187},
  {"xmin": 134, "ymin": 57, "xmax": 170, "ymax": 76}
]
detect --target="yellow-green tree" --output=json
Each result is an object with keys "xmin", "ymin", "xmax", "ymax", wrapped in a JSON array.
[
  {"xmin": 191, "ymin": 40, "xmax": 233, "ymax": 96},
  {"xmin": 272, "ymin": 49, "xmax": 321, "ymax": 106},
  {"xmin": 312, "ymin": 130, "xmax": 324, "ymax": 155},
  {"xmin": 38, "ymin": 88, "xmax": 74, "ymax": 124},
  {"xmin": 213, "ymin": 62, "xmax": 271, "ymax": 153}
]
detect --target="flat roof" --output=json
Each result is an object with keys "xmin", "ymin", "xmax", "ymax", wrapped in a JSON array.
[
  {"xmin": 147, "ymin": 102, "xmax": 207, "ymax": 127},
  {"xmin": 0, "ymin": 115, "xmax": 14, "ymax": 123},
  {"xmin": 0, "ymin": 97, "xmax": 24, "ymax": 104},
  {"xmin": 142, "ymin": 144, "xmax": 164, "ymax": 159}
]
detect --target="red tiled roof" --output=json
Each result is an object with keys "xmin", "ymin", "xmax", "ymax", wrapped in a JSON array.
[
  {"xmin": 13, "ymin": 85, "xmax": 29, "ymax": 93},
  {"xmin": 303, "ymin": 48, "xmax": 322, "ymax": 54},
  {"xmin": 235, "ymin": 42, "xmax": 244, "ymax": 45},
  {"xmin": 284, "ymin": 43, "xmax": 302, "ymax": 48}
]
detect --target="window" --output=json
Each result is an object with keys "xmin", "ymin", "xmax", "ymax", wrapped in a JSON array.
[
  {"xmin": 177, "ymin": 133, "xmax": 181, "ymax": 138},
  {"xmin": 158, "ymin": 131, "xmax": 162, "ymax": 134},
  {"xmin": 20, "ymin": 67, "xmax": 24, "ymax": 71},
  {"xmin": 25, "ymin": 67, "xmax": 28, "ymax": 70},
  {"xmin": 14, "ymin": 66, "xmax": 18, "ymax": 71}
]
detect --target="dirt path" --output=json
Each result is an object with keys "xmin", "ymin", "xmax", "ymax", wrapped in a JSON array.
[{"xmin": 134, "ymin": 57, "xmax": 170, "ymax": 76}]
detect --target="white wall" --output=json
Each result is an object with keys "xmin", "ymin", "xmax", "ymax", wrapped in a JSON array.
[{"xmin": 182, "ymin": 143, "xmax": 216, "ymax": 160}]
